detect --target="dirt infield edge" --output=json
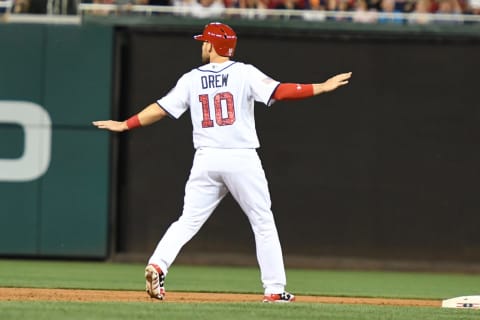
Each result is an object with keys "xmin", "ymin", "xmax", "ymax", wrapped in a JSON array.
[{"xmin": 0, "ymin": 287, "xmax": 441, "ymax": 307}]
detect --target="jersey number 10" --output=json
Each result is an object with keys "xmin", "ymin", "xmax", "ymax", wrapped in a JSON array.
[{"xmin": 199, "ymin": 92, "xmax": 235, "ymax": 128}]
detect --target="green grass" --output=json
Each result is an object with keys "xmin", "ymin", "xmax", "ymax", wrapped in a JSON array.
[
  {"xmin": 1, "ymin": 259, "xmax": 480, "ymax": 319},
  {"xmin": 0, "ymin": 301, "xmax": 478, "ymax": 320}
]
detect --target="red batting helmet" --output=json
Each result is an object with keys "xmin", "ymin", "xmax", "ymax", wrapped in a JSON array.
[{"xmin": 194, "ymin": 22, "xmax": 237, "ymax": 57}]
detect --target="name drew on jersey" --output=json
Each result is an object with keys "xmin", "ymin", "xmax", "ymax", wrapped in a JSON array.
[{"xmin": 200, "ymin": 74, "xmax": 229, "ymax": 89}]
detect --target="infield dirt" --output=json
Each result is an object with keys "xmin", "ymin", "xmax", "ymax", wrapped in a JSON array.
[{"xmin": 0, "ymin": 288, "xmax": 441, "ymax": 307}]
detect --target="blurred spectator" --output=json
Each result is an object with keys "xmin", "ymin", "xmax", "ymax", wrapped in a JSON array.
[
  {"xmin": 46, "ymin": 0, "xmax": 78, "ymax": 14},
  {"xmin": 401, "ymin": 0, "xmax": 416, "ymax": 12},
  {"xmin": 303, "ymin": 0, "xmax": 327, "ymax": 21},
  {"xmin": 237, "ymin": 0, "xmax": 269, "ymax": 9},
  {"xmin": 148, "ymin": 0, "xmax": 171, "ymax": 5},
  {"xmin": 326, "ymin": 0, "xmax": 354, "ymax": 20},
  {"xmin": 367, "ymin": 0, "xmax": 381, "ymax": 10},
  {"xmin": 435, "ymin": 0, "xmax": 462, "ymax": 22},
  {"xmin": 378, "ymin": 0, "xmax": 405, "ymax": 23},
  {"xmin": 437, "ymin": 0, "xmax": 462, "ymax": 13},
  {"xmin": 13, "ymin": 0, "xmax": 31, "ymax": 12},
  {"xmin": 353, "ymin": 0, "xmax": 378, "ymax": 22},
  {"xmin": 114, "ymin": 0, "xmax": 172, "ymax": 6},
  {"xmin": 0, "ymin": 0, "xmax": 6, "ymax": 13},
  {"xmin": 172, "ymin": 0, "xmax": 191, "ymax": 15},
  {"xmin": 409, "ymin": 0, "xmax": 433, "ymax": 24},
  {"xmin": 470, "ymin": 0, "xmax": 480, "ymax": 13},
  {"xmin": 189, "ymin": 0, "xmax": 225, "ymax": 18},
  {"xmin": 1, "ymin": 0, "xmax": 32, "ymax": 14},
  {"xmin": 236, "ymin": 0, "xmax": 269, "ymax": 19},
  {"xmin": 305, "ymin": 0, "xmax": 326, "ymax": 9},
  {"xmin": 271, "ymin": 0, "xmax": 305, "ymax": 9},
  {"xmin": 3, "ymin": 0, "xmax": 43, "ymax": 13},
  {"xmin": 0, "ymin": 0, "xmax": 7, "ymax": 15},
  {"xmin": 95, "ymin": 0, "xmax": 172, "ymax": 15}
]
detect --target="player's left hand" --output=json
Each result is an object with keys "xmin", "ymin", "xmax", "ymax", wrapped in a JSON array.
[{"xmin": 92, "ymin": 120, "xmax": 128, "ymax": 132}]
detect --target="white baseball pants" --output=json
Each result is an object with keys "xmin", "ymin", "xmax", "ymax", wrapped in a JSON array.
[{"xmin": 148, "ymin": 147, "xmax": 287, "ymax": 294}]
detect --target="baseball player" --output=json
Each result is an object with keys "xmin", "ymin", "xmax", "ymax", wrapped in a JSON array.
[{"xmin": 93, "ymin": 22, "xmax": 351, "ymax": 303}]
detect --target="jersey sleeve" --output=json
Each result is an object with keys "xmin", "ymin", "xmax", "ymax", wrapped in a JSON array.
[
  {"xmin": 246, "ymin": 64, "xmax": 280, "ymax": 106},
  {"xmin": 156, "ymin": 73, "xmax": 191, "ymax": 119}
]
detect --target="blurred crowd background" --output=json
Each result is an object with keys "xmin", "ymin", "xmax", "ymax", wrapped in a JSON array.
[{"xmin": 1, "ymin": 0, "xmax": 480, "ymax": 23}]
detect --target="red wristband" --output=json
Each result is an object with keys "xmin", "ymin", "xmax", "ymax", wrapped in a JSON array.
[
  {"xmin": 126, "ymin": 115, "xmax": 141, "ymax": 130},
  {"xmin": 273, "ymin": 83, "xmax": 314, "ymax": 100}
]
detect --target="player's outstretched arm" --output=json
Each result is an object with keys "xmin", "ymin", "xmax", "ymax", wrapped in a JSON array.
[
  {"xmin": 92, "ymin": 103, "xmax": 168, "ymax": 132},
  {"xmin": 273, "ymin": 72, "xmax": 352, "ymax": 101}
]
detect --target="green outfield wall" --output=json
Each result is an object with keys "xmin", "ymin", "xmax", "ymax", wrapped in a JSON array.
[{"xmin": 0, "ymin": 23, "xmax": 113, "ymax": 258}]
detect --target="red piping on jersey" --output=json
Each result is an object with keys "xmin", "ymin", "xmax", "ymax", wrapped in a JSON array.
[{"xmin": 273, "ymin": 83, "xmax": 314, "ymax": 100}]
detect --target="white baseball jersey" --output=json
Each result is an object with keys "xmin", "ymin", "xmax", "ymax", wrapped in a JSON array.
[{"xmin": 157, "ymin": 61, "xmax": 280, "ymax": 149}]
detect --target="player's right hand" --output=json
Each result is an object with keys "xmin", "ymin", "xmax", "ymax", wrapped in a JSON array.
[{"xmin": 92, "ymin": 120, "xmax": 128, "ymax": 132}]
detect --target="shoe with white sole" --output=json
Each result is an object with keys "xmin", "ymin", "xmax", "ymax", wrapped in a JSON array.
[
  {"xmin": 145, "ymin": 264, "xmax": 166, "ymax": 300},
  {"xmin": 263, "ymin": 291, "xmax": 296, "ymax": 303}
]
